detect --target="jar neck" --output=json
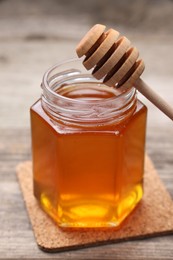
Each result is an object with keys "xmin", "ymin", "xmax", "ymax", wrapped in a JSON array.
[{"xmin": 41, "ymin": 59, "xmax": 137, "ymax": 128}]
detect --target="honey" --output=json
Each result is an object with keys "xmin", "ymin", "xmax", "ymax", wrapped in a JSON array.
[{"xmin": 30, "ymin": 59, "xmax": 147, "ymax": 228}]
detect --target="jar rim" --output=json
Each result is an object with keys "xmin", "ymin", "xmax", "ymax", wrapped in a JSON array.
[
  {"xmin": 41, "ymin": 58, "xmax": 137, "ymax": 127},
  {"xmin": 42, "ymin": 58, "xmax": 135, "ymax": 105}
]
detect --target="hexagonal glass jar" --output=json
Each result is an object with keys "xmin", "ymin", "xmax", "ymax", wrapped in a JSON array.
[{"xmin": 30, "ymin": 59, "xmax": 147, "ymax": 228}]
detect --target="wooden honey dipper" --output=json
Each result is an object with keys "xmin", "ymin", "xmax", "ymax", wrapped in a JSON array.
[{"xmin": 76, "ymin": 24, "xmax": 173, "ymax": 120}]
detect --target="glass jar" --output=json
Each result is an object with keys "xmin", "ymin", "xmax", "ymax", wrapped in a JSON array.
[{"xmin": 30, "ymin": 59, "xmax": 147, "ymax": 228}]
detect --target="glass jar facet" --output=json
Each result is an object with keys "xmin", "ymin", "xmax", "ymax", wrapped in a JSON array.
[{"xmin": 30, "ymin": 59, "xmax": 147, "ymax": 228}]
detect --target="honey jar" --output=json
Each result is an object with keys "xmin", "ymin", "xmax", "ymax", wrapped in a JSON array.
[{"xmin": 30, "ymin": 59, "xmax": 147, "ymax": 228}]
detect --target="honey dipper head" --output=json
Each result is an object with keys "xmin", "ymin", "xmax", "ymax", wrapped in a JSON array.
[{"xmin": 76, "ymin": 24, "xmax": 145, "ymax": 90}]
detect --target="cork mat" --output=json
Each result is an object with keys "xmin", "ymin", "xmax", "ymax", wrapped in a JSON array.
[{"xmin": 16, "ymin": 156, "xmax": 173, "ymax": 252}]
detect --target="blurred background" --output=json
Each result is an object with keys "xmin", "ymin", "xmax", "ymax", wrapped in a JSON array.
[
  {"xmin": 1, "ymin": 1, "xmax": 173, "ymax": 258},
  {"xmin": 0, "ymin": 0, "xmax": 173, "ymax": 129}
]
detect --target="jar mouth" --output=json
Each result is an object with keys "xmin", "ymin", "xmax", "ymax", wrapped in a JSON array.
[
  {"xmin": 41, "ymin": 58, "xmax": 137, "ymax": 126},
  {"xmin": 42, "ymin": 58, "xmax": 134, "ymax": 105}
]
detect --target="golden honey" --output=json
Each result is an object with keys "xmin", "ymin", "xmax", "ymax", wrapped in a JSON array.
[{"xmin": 30, "ymin": 59, "xmax": 147, "ymax": 228}]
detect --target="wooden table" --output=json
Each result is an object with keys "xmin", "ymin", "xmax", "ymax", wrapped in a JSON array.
[
  {"xmin": 1, "ymin": 1, "xmax": 173, "ymax": 259},
  {"xmin": 1, "ymin": 129, "xmax": 173, "ymax": 259}
]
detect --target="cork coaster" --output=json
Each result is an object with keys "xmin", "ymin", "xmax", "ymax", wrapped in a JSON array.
[{"xmin": 16, "ymin": 156, "xmax": 173, "ymax": 252}]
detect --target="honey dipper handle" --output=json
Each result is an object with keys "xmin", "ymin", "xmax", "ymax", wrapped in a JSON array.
[{"xmin": 135, "ymin": 78, "xmax": 173, "ymax": 120}]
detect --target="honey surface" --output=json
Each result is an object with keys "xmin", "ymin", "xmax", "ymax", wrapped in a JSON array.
[{"xmin": 31, "ymin": 87, "xmax": 147, "ymax": 227}]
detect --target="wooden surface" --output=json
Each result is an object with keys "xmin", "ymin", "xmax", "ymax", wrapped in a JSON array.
[
  {"xmin": 1, "ymin": 129, "xmax": 173, "ymax": 259},
  {"xmin": 0, "ymin": 1, "xmax": 173, "ymax": 259}
]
